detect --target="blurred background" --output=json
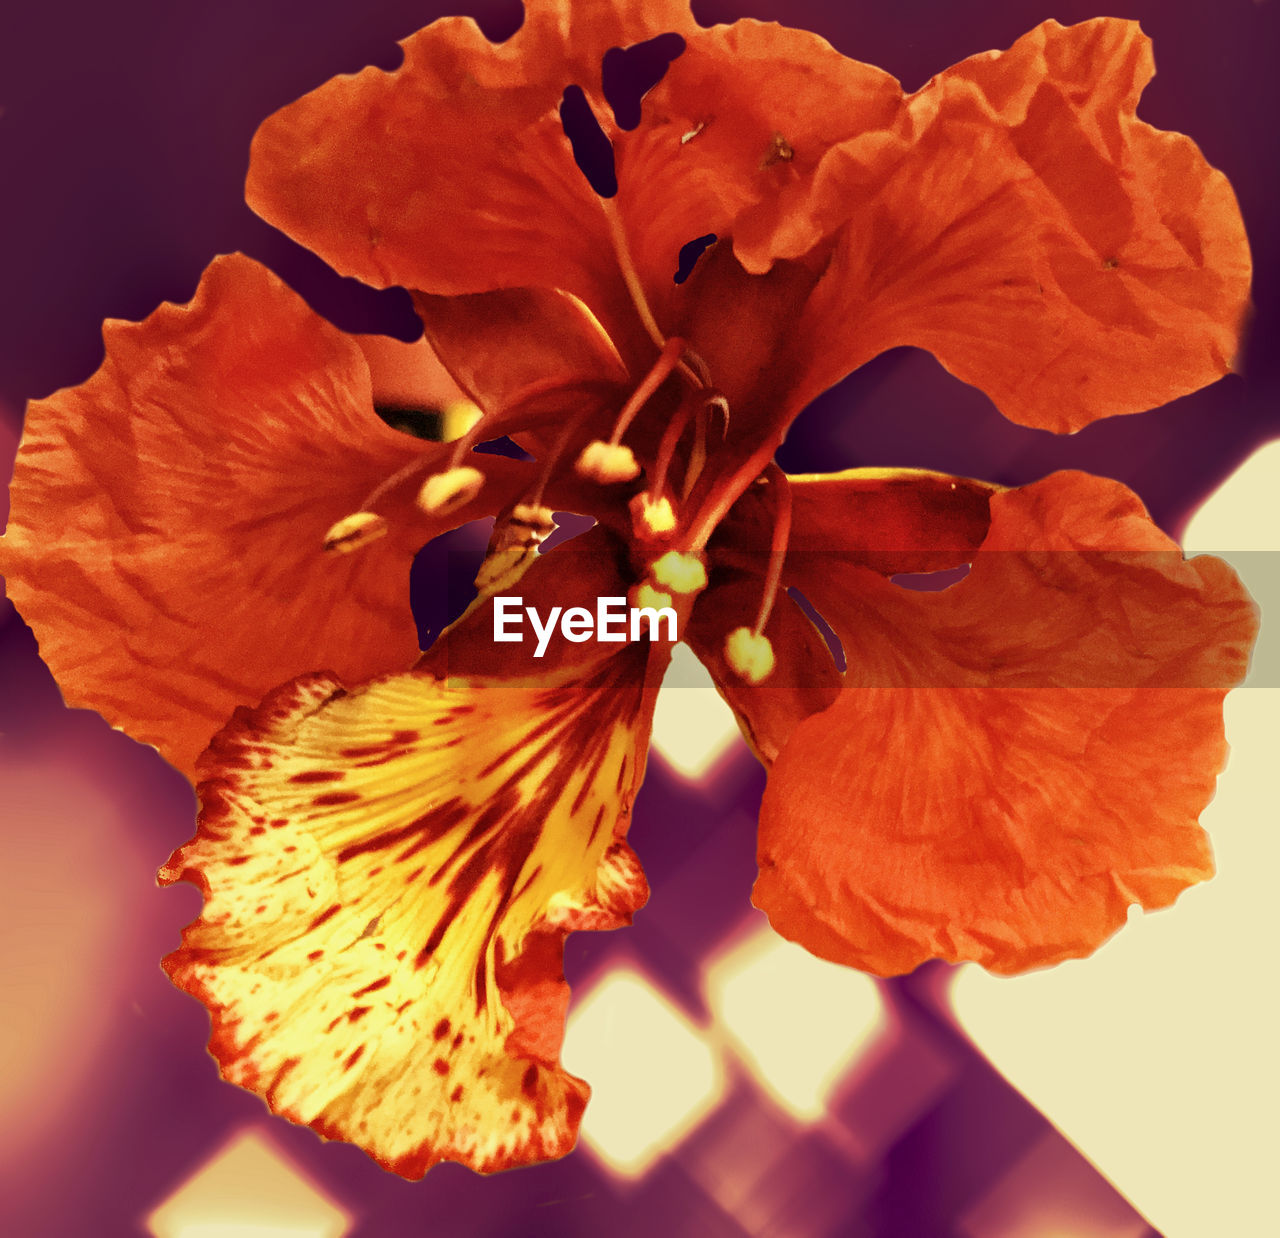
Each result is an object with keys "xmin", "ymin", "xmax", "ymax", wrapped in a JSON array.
[{"xmin": 1, "ymin": 2, "xmax": 1277, "ymax": 1235}]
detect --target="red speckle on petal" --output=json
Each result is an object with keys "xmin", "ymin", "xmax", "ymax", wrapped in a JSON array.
[{"xmin": 308, "ymin": 905, "xmax": 341, "ymax": 930}]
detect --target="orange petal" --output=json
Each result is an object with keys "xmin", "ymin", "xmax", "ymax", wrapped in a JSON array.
[
  {"xmin": 0, "ymin": 254, "xmax": 529, "ymax": 780},
  {"xmin": 792, "ymin": 19, "xmax": 1251, "ymax": 431},
  {"xmin": 161, "ymin": 648, "xmax": 655, "ymax": 1177},
  {"xmin": 755, "ymin": 471, "xmax": 1258, "ymax": 976},
  {"xmin": 614, "ymin": 17, "xmax": 904, "ymax": 320},
  {"xmin": 247, "ymin": 1, "xmax": 698, "ymax": 347},
  {"xmin": 412, "ymin": 286, "xmax": 629, "ymax": 427},
  {"xmin": 353, "ymin": 333, "xmax": 469, "ymax": 415}
]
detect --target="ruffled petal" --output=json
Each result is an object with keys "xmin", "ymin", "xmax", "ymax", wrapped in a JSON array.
[
  {"xmin": 0, "ymin": 254, "xmax": 528, "ymax": 779},
  {"xmin": 247, "ymin": 0, "xmax": 698, "ymax": 347},
  {"xmin": 161, "ymin": 645, "xmax": 655, "ymax": 1177},
  {"xmin": 791, "ymin": 19, "xmax": 1251, "ymax": 431},
  {"xmin": 614, "ymin": 18, "xmax": 904, "ymax": 318},
  {"xmin": 755, "ymin": 470, "xmax": 1258, "ymax": 976}
]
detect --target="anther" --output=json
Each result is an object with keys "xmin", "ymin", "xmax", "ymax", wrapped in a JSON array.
[
  {"xmin": 630, "ymin": 491, "xmax": 676, "ymax": 537},
  {"xmin": 576, "ymin": 440, "xmax": 641, "ymax": 484},
  {"xmin": 418, "ymin": 466, "xmax": 484, "ymax": 515},
  {"xmin": 725, "ymin": 627, "xmax": 775, "ymax": 684},
  {"xmin": 323, "ymin": 511, "xmax": 388, "ymax": 554},
  {"xmin": 510, "ymin": 503, "xmax": 556, "ymax": 537},
  {"xmin": 630, "ymin": 581, "xmax": 674, "ymax": 614},
  {"xmin": 650, "ymin": 550, "xmax": 707, "ymax": 595}
]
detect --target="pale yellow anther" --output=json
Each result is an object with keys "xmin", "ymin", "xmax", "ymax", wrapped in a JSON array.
[
  {"xmin": 725, "ymin": 627, "xmax": 775, "ymax": 685},
  {"xmin": 322, "ymin": 510, "xmax": 388, "ymax": 554},
  {"xmin": 630, "ymin": 581, "xmax": 674, "ymax": 613},
  {"xmin": 511, "ymin": 502, "xmax": 555, "ymax": 532},
  {"xmin": 417, "ymin": 466, "xmax": 484, "ymax": 515},
  {"xmin": 650, "ymin": 550, "xmax": 707, "ymax": 595},
  {"xmin": 439, "ymin": 400, "xmax": 483, "ymax": 443},
  {"xmin": 576, "ymin": 440, "xmax": 640, "ymax": 484},
  {"xmin": 630, "ymin": 491, "xmax": 676, "ymax": 536}
]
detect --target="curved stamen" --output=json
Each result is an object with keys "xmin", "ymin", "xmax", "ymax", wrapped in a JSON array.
[
  {"xmin": 602, "ymin": 198, "xmax": 666, "ymax": 353},
  {"xmin": 601, "ymin": 198, "xmax": 707, "ymax": 391},
  {"xmin": 719, "ymin": 469, "xmax": 792, "ymax": 686},
  {"xmin": 649, "ymin": 388, "xmax": 706, "ymax": 505},
  {"xmin": 357, "ymin": 448, "xmax": 442, "ymax": 515},
  {"xmin": 749, "ymin": 467, "xmax": 792, "ymax": 638},
  {"xmin": 609, "ymin": 335, "xmax": 686, "ymax": 446},
  {"xmin": 576, "ymin": 335, "xmax": 686, "ymax": 484},
  {"xmin": 685, "ymin": 429, "xmax": 786, "ymax": 553},
  {"xmin": 529, "ymin": 408, "xmax": 593, "ymax": 511}
]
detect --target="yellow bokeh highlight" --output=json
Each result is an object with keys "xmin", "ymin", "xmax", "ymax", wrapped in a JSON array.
[
  {"xmin": 706, "ymin": 923, "xmax": 886, "ymax": 1121},
  {"xmin": 650, "ymin": 645, "xmax": 743, "ymax": 779},
  {"xmin": 146, "ymin": 1129, "xmax": 349, "ymax": 1238},
  {"xmin": 561, "ymin": 967, "xmax": 724, "ymax": 1178}
]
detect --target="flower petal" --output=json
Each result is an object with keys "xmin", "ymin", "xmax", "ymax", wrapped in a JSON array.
[
  {"xmin": 412, "ymin": 286, "xmax": 629, "ymax": 428},
  {"xmin": 792, "ymin": 19, "xmax": 1251, "ymax": 431},
  {"xmin": 161, "ymin": 645, "xmax": 655, "ymax": 1177},
  {"xmin": 613, "ymin": 17, "xmax": 904, "ymax": 319},
  {"xmin": 714, "ymin": 467, "xmax": 998, "ymax": 578},
  {"xmin": 0, "ymin": 254, "xmax": 528, "ymax": 779},
  {"xmin": 755, "ymin": 471, "xmax": 1258, "ymax": 976},
  {"xmin": 247, "ymin": 0, "xmax": 699, "ymax": 349}
]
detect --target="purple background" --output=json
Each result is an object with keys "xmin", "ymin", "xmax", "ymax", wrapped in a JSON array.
[{"xmin": 1, "ymin": 2, "xmax": 1276, "ymax": 1236}]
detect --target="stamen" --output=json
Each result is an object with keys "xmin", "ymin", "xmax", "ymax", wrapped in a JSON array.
[
  {"xmin": 686, "ymin": 431, "xmax": 785, "ymax": 553},
  {"xmin": 576, "ymin": 334, "xmax": 686, "ymax": 484},
  {"xmin": 719, "ymin": 469, "xmax": 792, "ymax": 686},
  {"xmin": 630, "ymin": 581, "xmax": 674, "ymax": 613},
  {"xmin": 510, "ymin": 503, "xmax": 556, "ymax": 541},
  {"xmin": 576, "ymin": 440, "xmax": 641, "ymax": 484},
  {"xmin": 418, "ymin": 466, "xmax": 485, "ymax": 515},
  {"xmin": 749, "ymin": 468, "xmax": 792, "ymax": 638},
  {"xmin": 651, "ymin": 388, "xmax": 712, "ymax": 504},
  {"xmin": 650, "ymin": 550, "xmax": 707, "ymax": 595},
  {"xmin": 323, "ymin": 511, "xmax": 388, "ymax": 554},
  {"xmin": 724, "ymin": 627, "xmax": 775, "ymax": 685},
  {"xmin": 630, "ymin": 491, "xmax": 676, "ymax": 537},
  {"xmin": 602, "ymin": 198, "xmax": 667, "ymax": 352},
  {"xmin": 601, "ymin": 198, "xmax": 708, "ymax": 391}
]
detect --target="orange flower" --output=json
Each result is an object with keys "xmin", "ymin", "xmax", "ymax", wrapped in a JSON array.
[{"xmin": 0, "ymin": 0, "xmax": 1258, "ymax": 1178}]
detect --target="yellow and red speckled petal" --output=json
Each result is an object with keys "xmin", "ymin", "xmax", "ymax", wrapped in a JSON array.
[
  {"xmin": 0, "ymin": 254, "xmax": 533, "ymax": 780},
  {"xmin": 755, "ymin": 471, "xmax": 1259, "ymax": 977},
  {"xmin": 160, "ymin": 646, "xmax": 657, "ymax": 1177}
]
